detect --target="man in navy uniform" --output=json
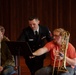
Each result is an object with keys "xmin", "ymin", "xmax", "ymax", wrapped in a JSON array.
[{"xmin": 18, "ymin": 16, "xmax": 53, "ymax": 75}]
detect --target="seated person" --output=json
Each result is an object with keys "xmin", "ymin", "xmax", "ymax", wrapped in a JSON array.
[
  {"xmin": 0, "ymin": 26, "xmax": 15, "ymax": 75},
  {"xmin": 33, "ymin": 28, "xmax": 76, "ymax": 75}
]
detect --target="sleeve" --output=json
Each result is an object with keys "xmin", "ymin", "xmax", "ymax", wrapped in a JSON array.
[
  {"xmin": 2, "ymin": 42, "xmax": 15, "ymax": 67},
  {"xmin": 44, "ymin": 41, "xmax": 54, "ymax": 51}
]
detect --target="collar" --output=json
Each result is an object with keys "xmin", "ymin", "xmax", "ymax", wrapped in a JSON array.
[{"xmin": 34, "ymin": 27, "xmax": 39, "ymax": 34}]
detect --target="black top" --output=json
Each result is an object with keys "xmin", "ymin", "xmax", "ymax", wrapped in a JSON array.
[{"xmin": 18, "ymin": 25, "xmax": 53, "ymax": 59}]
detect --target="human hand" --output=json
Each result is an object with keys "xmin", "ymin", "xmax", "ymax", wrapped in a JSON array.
[
  {"xmin": 58, "ymin": 52, "xmax": 64, "ymax": 60},
  {"xmin": 59, "ymin": 52, "xmax": 64, "ymax": 57},
  {"xmin": 55, "ymin": 50, "xmax": 64, "ymax": 60},
  {"xmin": 29, "ymin": 55, "xmax": 35, "ymax": 59},
  {"xmin": 0, "ymin": 66, "xmax": 3, "ymax": 72}
]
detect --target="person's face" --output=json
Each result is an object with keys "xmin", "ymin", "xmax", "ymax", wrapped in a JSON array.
[
  {"xmin": 28, "ymin": 19, "xmax": 40, "ymax": 30},
  {"xmin": 53, "ymin": 31, "xmax": 62, "ymax": 45},
  {"xmin": 0, "ymin": 28, "xmax": 5, "ymax": 35},
  {"xmin": 0, "ymin": 31, "xmax": 3, "ymax": 41}
]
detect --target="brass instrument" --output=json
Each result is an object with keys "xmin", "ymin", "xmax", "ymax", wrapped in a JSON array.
[{"xmin": 58, "ymin": 31, "xmax": 70, "ymax": 72}]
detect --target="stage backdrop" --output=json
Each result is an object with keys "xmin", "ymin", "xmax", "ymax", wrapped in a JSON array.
[{"xmin": 0, "ymin": 0, "xmax": 76, "ymax": 48}]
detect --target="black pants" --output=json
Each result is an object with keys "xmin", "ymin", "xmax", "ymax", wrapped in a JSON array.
[{"xmin": 25, "ymin": 57, "xmax": 44, "ymax": 75}]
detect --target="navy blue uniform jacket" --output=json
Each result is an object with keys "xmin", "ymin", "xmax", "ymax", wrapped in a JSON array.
[{"xmin": 18, "ymin": 25, "xmax": 52, "ymax": 61}]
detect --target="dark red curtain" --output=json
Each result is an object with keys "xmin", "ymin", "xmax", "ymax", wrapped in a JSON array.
[{"xmin": 0, "ymin": 0, "xmax": 76, "ymax": 48}]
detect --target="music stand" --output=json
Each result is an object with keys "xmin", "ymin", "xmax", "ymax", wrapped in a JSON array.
[{"xmin": 5, "ymin": 41, "xmax": 33, "ymax": 75}]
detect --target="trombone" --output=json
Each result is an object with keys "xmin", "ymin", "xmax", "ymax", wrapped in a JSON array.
[{"xmin": 52, "ymin": 31, "xmax": 70, "ymax": 75}]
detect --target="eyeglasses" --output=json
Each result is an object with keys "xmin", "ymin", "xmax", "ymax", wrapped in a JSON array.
[{"xmin": 53, "ymin": 35, "xmax": 60, "ymax": 37}]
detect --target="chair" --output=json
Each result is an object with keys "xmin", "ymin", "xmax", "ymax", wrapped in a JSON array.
[{"xmin": 11, "ymin": 55, "xmax": 21, "ymax": 75}]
